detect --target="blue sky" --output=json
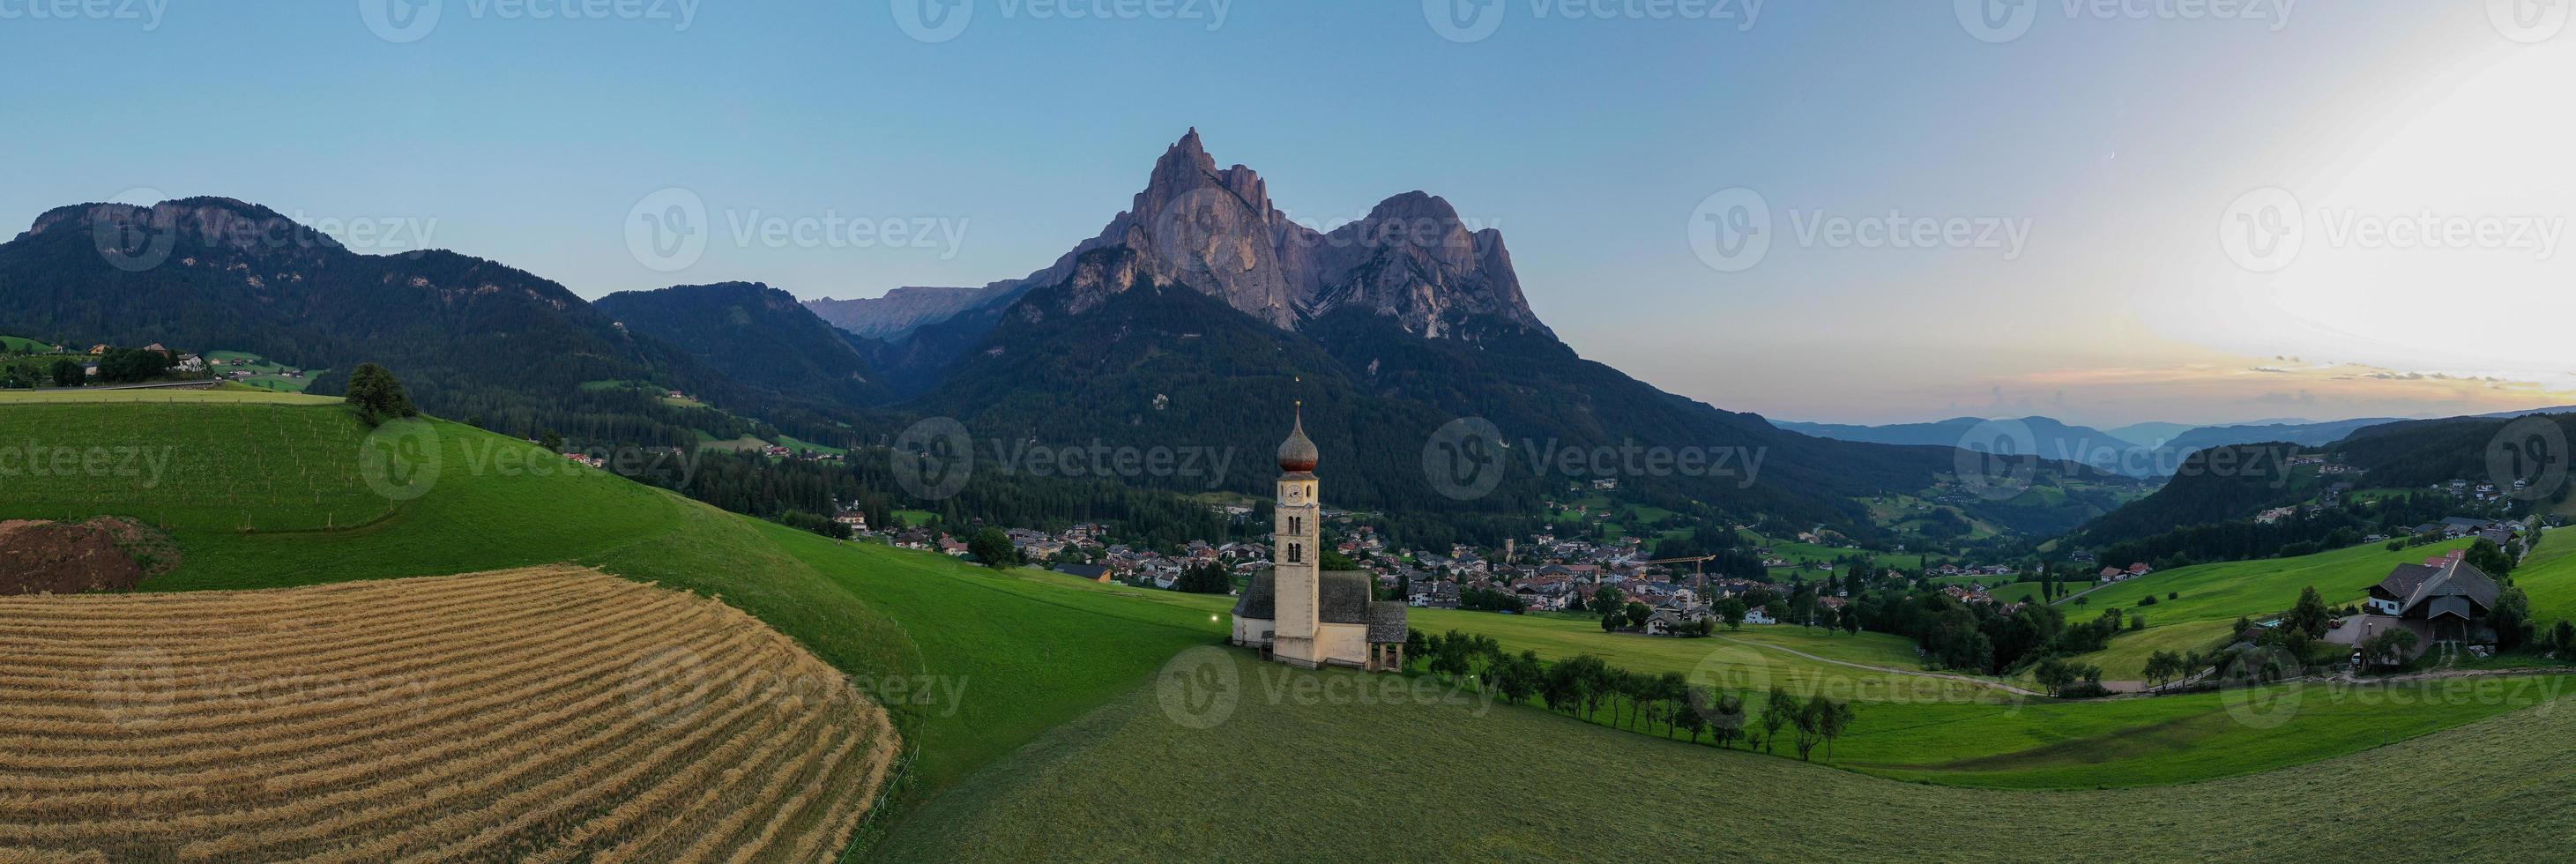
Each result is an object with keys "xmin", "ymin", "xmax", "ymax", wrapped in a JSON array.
[{"xmin": 4, "ymin": 1, "xmax": 2570, "ymax": 426}]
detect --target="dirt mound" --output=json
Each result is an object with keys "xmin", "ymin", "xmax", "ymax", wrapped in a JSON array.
[{"xmin": 0, "ymin": 517, "xmax": 180, "ymax": 595}]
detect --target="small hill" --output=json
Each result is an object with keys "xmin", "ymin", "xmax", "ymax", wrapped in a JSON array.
[{"xmin": 594, "ymin": 281, "xmax": 890, "ymax": 407}]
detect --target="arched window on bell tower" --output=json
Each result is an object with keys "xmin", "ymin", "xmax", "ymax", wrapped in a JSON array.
[{"xmin": 1288, "ymin": 543, "xmax": 1303, "ymax": 564}]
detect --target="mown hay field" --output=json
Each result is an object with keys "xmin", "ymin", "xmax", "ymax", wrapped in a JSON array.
[{"xmin": 0, "ymin": 566, "xmax": 897, "ymax": 862}]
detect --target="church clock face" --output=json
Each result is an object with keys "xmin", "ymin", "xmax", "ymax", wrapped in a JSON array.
[{"xmin": 1284, "ymin": 486, "xmax": 1306, "ymax": 506}]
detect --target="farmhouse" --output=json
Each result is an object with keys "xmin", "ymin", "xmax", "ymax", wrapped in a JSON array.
[
  {"xmin": 2364, "ymin": 550, "xmax": 2501, "ymax": 644},
  {"xmin": 1231, "ymin": 406, "xmax": 1407, "ymax": 672}
]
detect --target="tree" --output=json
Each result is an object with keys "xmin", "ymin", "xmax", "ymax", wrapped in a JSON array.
[
  {"xmin": 2466, "ymin": 539, "xmax": 2517, "ymax": 580},
  {"xmin": 1495, "ymin": 651, "xmax": 1543, "ymax": 705},
  {"xmin": 966, "ymin": 528, "xmax": 1018, "ymax": 569},
  {"xmin": 2359, "ymin": 629, "xmax": 2419, "ymax": 669},
  {"xmin": 1704, "ymin": 691, "xmax": 1748, "ymax": 749},
  {"xmin": 48, "ymin": 358, "xmax": 85, "ymax": 388},
  {"xmin": 1623, "ymin": 602, "xmax": 1653, "ymax": 629},
  {"xmin": 2491, "ymin": 587, "xmax": 2537, "ymax": 652},
  {"xmin": 2284, "ymin": 586, "xmax": 2332, "ymax": 639},
  {"xmin": 1719, "ymin": 597, "xmax": 1747, "ymax": 630},
  {"xmin": 343, "ymin": 362, "xmax": 418, "ymax": 425},
  {"xmin": 1589, "ymin": 585, "xmax": 1624, "ymax": 618},
  {"xmin": 1174, "ymin": 562, "xmax": 1232, "ymax": 594},
  {"xmin": 95, "ymin": 347, "xmax": 172, "ymax": 384},
  {"xmin": 2553, "ymin": 620, "xmax": 2576, "ymax": 658},
  {"xmin": 1760, "ymin": 687, "xmax": 1795, "ymax": 753}
]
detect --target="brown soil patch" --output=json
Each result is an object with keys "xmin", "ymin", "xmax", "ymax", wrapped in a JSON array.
[{"xmin": 0, "ymin": 518, "xmax": 180, "ymax": 595}]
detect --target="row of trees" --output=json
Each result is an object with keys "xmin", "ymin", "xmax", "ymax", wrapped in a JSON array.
[{"xmin": 1406, "ymin": 629, "xmax": 1856, "ymax": 758}]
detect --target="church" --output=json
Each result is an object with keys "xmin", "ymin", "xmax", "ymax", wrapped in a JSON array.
[{"xmin": 1230, "ymin": 407, "xmax": 1409, "ymax": 672}]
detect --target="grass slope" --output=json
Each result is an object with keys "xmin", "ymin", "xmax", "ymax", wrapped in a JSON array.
[
  {"xmin": 14, "ymin": 398, "xmax": 2576, "ymax": 860},
  {"xmin": 880, "ymin": 650, "xmax": 2576, "ymax": 861},
  {"xmin": 2067, "ymin": 540, "xmax": 2476, "ymax": 679},
  {"xmin": 1408, "ymin": 609, "xmax": 2005, "ymax": 703}
]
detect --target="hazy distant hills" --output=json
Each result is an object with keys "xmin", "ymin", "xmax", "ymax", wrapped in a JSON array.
[{"xmin": 1782, "ymin": 407, "xmax": 2576, "ymax": 479}]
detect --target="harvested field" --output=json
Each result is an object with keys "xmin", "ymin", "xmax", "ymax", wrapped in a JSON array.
[{"xmin": 0, "ymin": 566, "xmax": 898, "ymax": 862}]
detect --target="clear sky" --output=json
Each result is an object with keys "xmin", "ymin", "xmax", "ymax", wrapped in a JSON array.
[{"xmin": 4, "ymin": 1, "xmax": 2569, "ymax": 428}]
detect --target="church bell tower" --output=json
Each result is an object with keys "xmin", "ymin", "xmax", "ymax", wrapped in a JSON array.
[{"xmin": 1270, "ymin": 402, "xmax": 1324, "ymax": 668}]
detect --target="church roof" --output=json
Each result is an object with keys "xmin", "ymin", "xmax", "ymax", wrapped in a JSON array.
[
  {"xmin": 1277, "ymin": 409, "xmax": 1319, "ymax": 473},
  {"xmin": 1366, "ymin": 600, "xmax": 1409, "ymax": 644},
  {"xmin": 1233, "ymin": 569, "xmax": 1386, "ymax": 626}
]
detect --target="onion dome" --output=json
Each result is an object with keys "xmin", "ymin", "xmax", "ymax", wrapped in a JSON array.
[{"xmin": 1277, "ymin": 406, "xmax": 1319, "ymax": 473}]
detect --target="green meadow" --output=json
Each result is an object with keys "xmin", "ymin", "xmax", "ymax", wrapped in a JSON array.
[
  {"xmin": 10, "ymin": 397, "xmax": 2576, "ymax": 860},
  {"xmin": 2066, "ymin": 539, "xmax": 2480, "ymax": 679},
  {"xmin": 880, "ymin": 650, "xmax": 2576, "ymax": 862}
]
